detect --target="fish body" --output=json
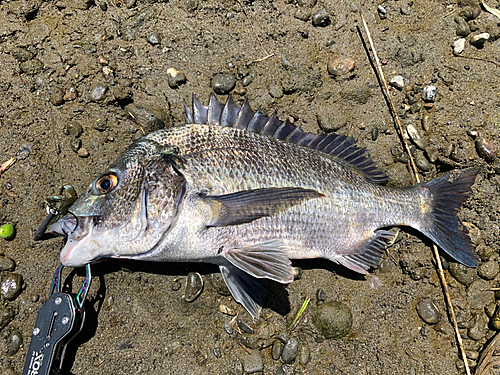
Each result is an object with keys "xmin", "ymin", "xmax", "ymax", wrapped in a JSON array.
[{"xmin": 50, "ymin": 93, "xmax": 479, "ymax": 317}]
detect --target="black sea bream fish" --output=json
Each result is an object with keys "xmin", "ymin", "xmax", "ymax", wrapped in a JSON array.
[{"xmin": 50, "ymin": 93, "xmax": 480, "ymax": 318}]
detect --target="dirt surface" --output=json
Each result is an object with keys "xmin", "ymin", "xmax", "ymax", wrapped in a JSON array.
[{"xmin": 1, "ymin": 0, "xmax": 500, "ymax": 374}]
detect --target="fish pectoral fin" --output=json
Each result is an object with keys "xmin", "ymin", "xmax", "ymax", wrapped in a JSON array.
[
  {"xmin": 337, "ymin": 230, "xmax": 396, "ymax": 274},
  {"xmin": 203, "ymin": 187, "xmax": 324, "ymax": 227},
  {"xmin": 221, "ymin": 239, "xmax": 294, "ymax": 283},
  {"xmin": 219, "ymin": 262, "xmax": 264, "ymax": 319}
]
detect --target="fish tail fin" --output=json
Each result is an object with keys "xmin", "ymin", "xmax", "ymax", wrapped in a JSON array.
[{"xmin": 418, "ymin": 167, "xmax": 480, "ymax": 267}]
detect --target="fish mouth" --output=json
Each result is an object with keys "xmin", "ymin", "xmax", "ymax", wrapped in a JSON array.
[{"xmin": 49, "ymin": 215, "xmax": 96, "ymax": 267}]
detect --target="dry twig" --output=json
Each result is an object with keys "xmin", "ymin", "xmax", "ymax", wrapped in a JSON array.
[
  {"xmin": 476, "ymin": 332, "xmax": 500, "ymax": 375},
  {"xmin": 359, "ymin": 11, "xmax": 471, "ymax": 375}
]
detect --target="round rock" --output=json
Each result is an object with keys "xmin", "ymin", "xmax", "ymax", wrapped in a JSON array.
[
  {"xmin": 211, "ymin": 73, "xmax": 236, "ymax": 95},
  {"xmin": 327, "ymin": 56, "xmax": 355, "ymax": 78},
  {"xmin": 299, "ymin": 345, "xmax": 311, "ymax": 365},
  {"xmin": 20, "ymin": 58, "xmax": 43, "ymax": 75},
  {"xmin": 7, "ymin": 330, "xmax": 23, "ymax": 356},
  {"xmin": 470, "ymin": 33, "xmax": 489, "ymax": 48},
  {"xmin": 147, "ymin": 32, "xmax": 161, "ymax": 45},
  {"xmin": 313, "ymin": 301, "xmax": 352, "ymax": 339},
  {"xmin": 475, "ymin": 138, "xmax": 496, "ymax": 162},
  {"xmin": 449, "ymin": 262, "xmax": 477, "ymax": 286},
  {"xmin": 0, "ymin": 255, "xmax": 15, "ymax": 271},
  {"xmin": 0, "ymin": 306, "xmax": 16, "ymax": 330},
  {"xmin": 478, "ymin": 260, "xmax": 499, "ymax": 280},
  {"xmin": 1, "ymin": 273, "xmax": 23, "ymax": 301},
  {"xmin": 78, "ymin": 147, "xmax": 89, "ymax": 158},
  {"xmin": 467, "ymin": 279, "xmax": 495, "ymax": 308},
  {"xmin": 271, "ymin": 339, "xmax": 284, "ymax": 360},
  {"xmin": 91, "ymin": 83, "xmax": 108, "ymax": 101},
  {"xmin": 167, "ymin": 68, "xmax": 187, "ymax": 89},
  {"xmin": 184, "ymin": 272, "xmax": 203, "ymax": 302},
  {"xmin": 312, "ymin": 9, "xmax": 330, "ymax": 27},
  {"xmin": 416, "ymin": 299, "xmax": 441, "ymax": 324},
  {"xmin": 390, "ymin": 75, "xmax": 404, "ymax": 90},
  {"xmin": 422, "ymin": 86, "xmax": 436, "ymax": 102},
  {"xmin": 453, "ymin": 38, "xmax": 466, "ymax": 55},
  {"xmin": 281, "ymin": 337, "xmax": 299, "ymax": 364}
]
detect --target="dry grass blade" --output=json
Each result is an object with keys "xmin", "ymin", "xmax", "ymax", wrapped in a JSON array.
[
  {"xmin": 475, "ymin": 332, "xmax": 500, "ymax": 375},
  {"xmin": 359, "ymin": 11, "xmax": 471, "ymax": 375},
  {"xmin": 0, "ymin": 157, "xmax": 16, "ymax": 177}
]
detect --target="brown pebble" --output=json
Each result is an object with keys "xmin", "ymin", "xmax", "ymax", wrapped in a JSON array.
[
  {"xmin": 78, "ymin": 147, "xmax": 89, "ymax": 158},
  {"xmin": 423, "ymin": 102, "xmax": 434, "ymax": 109},
  {"xmin": 327, "ymin": 56, "xmax": 355, "ymax": 78},
  {"xmin": 63, "ymin": 86, "xmax": 78, "ymax": 101},
  {"xmin": 476, "ymin": 138, "xmax": 496, "ymax": 162},
  {"xmin": 50, "ymin": 91, "xmax": 64, "ymax": 106}
]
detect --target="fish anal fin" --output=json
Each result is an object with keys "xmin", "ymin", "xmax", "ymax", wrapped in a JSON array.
[
  {"xmin": 221, "ymin": 239, "xmax": 294, "ymax": 284},
  {"xmin": 203, "ymin": 187, "xmax": 324, "ymax": 227},
  {"xmin": 219, "ymin": 262, "xmax": 264, "ymax": 319},
  {"xmin": 338, "ymin": 230, "xmax": 396, "ymax": 274}
]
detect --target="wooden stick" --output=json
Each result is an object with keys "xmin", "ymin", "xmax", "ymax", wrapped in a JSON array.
[{"xmin": 359, "ymin": 11, "xmax": 471, "ymax": 375}]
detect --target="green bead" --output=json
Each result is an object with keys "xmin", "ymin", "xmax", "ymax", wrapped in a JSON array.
[{"xmin": 0, "ymin": 224, "xmax": 15, "ymax": 240}]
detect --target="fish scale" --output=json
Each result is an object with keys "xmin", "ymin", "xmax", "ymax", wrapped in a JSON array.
[{"xmin": 50, "ymin": 92, "xmax": 480, "ymax": 318}]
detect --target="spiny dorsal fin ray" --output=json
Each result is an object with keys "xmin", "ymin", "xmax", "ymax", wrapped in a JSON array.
[{"xmin": 187, "ymin": 93, "xmax": 389, "ymax": 184}]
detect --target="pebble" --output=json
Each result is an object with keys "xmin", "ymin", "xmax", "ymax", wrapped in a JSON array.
[
  {"xmin": 50, "ymin": 91, "xmax": 64, "ymax": 106},
  {"xmin": 470, "ymin": 33, "xmax": 489, "ymax": 48},
  {"xmin": 7, "ymin": 330, "xmax": 23, "ymax": 356},
  {"xmin": 406, "ymin": 124, "xmax": 427, "ymax": 149},
  {"xmin": 421, "ymin": 114, "xmax": 432, "ymax": 133},
  {"xmin": 243, "ymin": 350, "xmax": 263, "ymax": 374},
  {"xmin": 171, "ymin": 281, "xmax": 181, "ymax": 291},
  {"xmin": 167, "ymin": 68, "xmax": 187, "ymax": 89},
  {"xmin": 184, "ymin": 272, "xmax": 203, "ymax": 302},
  {"xmin": 453, "ymin": 38, "xmax": 466, "ymax": 55},
  {"xmin": 0, "ymin": 306, "xmax": 15, "ymax": 330},
  {"xmin": 20, "ymin": 58, "xmax": 43, "ymax": 75},
  {"xmin": 313, "ymin": 301, "xmax": 352, "ymax": 339},
  {"xmin": 219, "ymin": 304, "xmax": 236, "ymax": 316},
  {"xmin": 468, "ymin": 312, "xmax": 489, "ymax": 341},
  {"xmin": 65, "ymin": 122, "xmax": 83, "ymax": 138},
  {"xmin": 11, "ymin": 47, "xmax": 34, "ymax": 62},
  {"xmin": 327, "ymin": 56, "xmax": 355, "ymax": 78},
  {"xmin": 299, "ymin": 345, "xmax": 310, "ymax": 365},
  {"xmin": 294, "ymin": 8, "xmax": 311, "ymax": 21},
  {"xmin": 269, "ymin": 82, "xmax": 284, "ymax": 99},
  {"xmin": 477, "ymin": 260, "xmax": 499, "ymax": 280},
  {"xmin": 272, "ymin": 339, "xmax": 284, "ymax": 360},
  {"xmin": 455, "ymin": 17, "xmax": 471, "ymax": 37},
  {"xmin": 415, "ymin": 151, "xmax": 432, "ymax": 171},
  {"xmin": 491, "ymin": 305, "xmax": 500, "ymax": 330},
  {"xmin": 63, "ymin": 86, "xmax": 78, "ymax": 101},
  {"xmin": 421, "ymin": 86, "xmax": 436, "ymax": 102},
  {"xmin": 372, "ymin": 127, "xmax": 379, "ymax": 141},
  {"xmin": 468, "ymin": 279, "xmax": 495, "ymax": 308},
  {"xmin": 475, "ymin": 138, "xmax": 496, "ymax": 162},
  {"xmin": 77, "ymin": 147, "xmax": 89, "ymax": 158},
  {"xmin": 316, "ymin": 289, "xmax": 326, "ymax": 302},
  {"xmin": 377, "ymin": 5, "xmax": 387, "ymax": 19},
  {"xmin": 124, "ymin": 102, "xmax": 169, "ymax": 132},
  {"xmin": 416, "ymin": 299, "xmax": 441, "ymax": 324},
  {"xmin": 147, "ymin": 32, "xmax": 161, "ymax": 45},
  {"xmin": 91, "ymin": 83, "xmax": 108, "ymax": 101},
  {"xmin": 425, "ymin": 146, "xmax": 439, "ymax": 163},
  {"xmin": 390, "ymin": 75, "xmax": 404, "ymax": 90},
  {"xmin": 113, "ymin": 86, "xmax": 133, "ymax": 104},
  {"xmin": 70, "ymin": 138, "xmax": 82, "ymax": 152},
  {"xmin": 281, "ymin": 337, "xmax": 299, "ymax": 364},
  {"xmin": 311, "ymin": 9, "xmax": 330, "ymax": 27},
  {"xmin": 1, "ymin": 273, "xmax": 23, "ymax": 300},
  {"xmin": 242, "ymin": 74, "xmax": 254, "ymax": 87},
  {"xmin": 212, "ymin": 73, "xmax": 236, "ymax": 95},
  {"xmin": 0, "ymin": 255, "xmax": 15, "ymax": 271},
  {"xmin": 224, "ymin": 323, "xmax": 234, "ymax": 337},
  {"xmin": 237, "ymin": 319, "xmax": 254, "ymax": 334},
  {"xmin": 449, "ymin": 262, "xmax": 477, "ymax": 286}
]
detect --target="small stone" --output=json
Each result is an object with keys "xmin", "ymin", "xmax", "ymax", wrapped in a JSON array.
[
  {"xmin": 406, "ymin": 124, "xmax": 427, "ymax": 149},
  {"xmin": 1, "ymin": 273, "xmax": 23, "ymax": 301},
  {"xmin": 316, "ymin": 289, "xmax": 326, "ymax": 301},
  {"xmin": 298, "ymin": 345, "xmax": 310, "ymax": 365},
  {"xmin": 313, "ymin": 301, "xmax": 352, "ymax": 339},
  {"xmin": 11, "ymin": 47, "xmax": 34, "ymax": 62},
  {"xmin": 327, "ymin": 56, "xmax": 355, "ymax": 78},
  {"xmin": 281, "ymin": 337, "xmax": 299, "ymax": 364},
  {"xmin": 50, "ymin": 91, "xmax": 64, "ymax": 106},
  {"xmin": 268, "ymin": 82, "xmax": 284, "ymax": 99},
  {"xmin": 425, "ymin": 146, "xmax": 439, "ymax": 163},
  {"xmin": 449, "ymin": 262, "xmax": 477, "ymax": 286},
  {"xmin": 184, "ymin": 272, "xmax": 203, "ymax": 302},
  {"xmin": 243, "ymin": 350, "xmax": 263, "ymax": 374},
  {"xmin": 294, "ymin": 8, "xmax": 311, "ymax": 21},
  {"xmin": 113, "ymin": 86, "xmax": 133, "ymax": 104},
  {"xmin": 237, "ymin": 319, "xmax": 254, "ymax": 334},
  {"xmin": 292, "ymin": 266, "xmax": 302, "ymax": 280},
  {"xmin": 312, "ymin": 9, "xmax": 330, "ymax": 27},
  {"xmin": 63, "ymin": 87, "xmax": 78, "ymax": 101},
  {"xmin": 470, "ymin": 33, "xmax": 489, "ymax": 48},
  {"xmin": 65, "ymin": 122, "xmax": 83, "ymax": 138},
  {"xmin": 77, "ymin": 147, "xmax": 89, "ymax": 158},
  {"xmin": 453, "ymin": 38, "xmax": 466, "ymax": 55},
  {"xmin": 70, "ymin": 138, "xmax": 82, "ymax": 153},
  {"xmin": 271, "ymin": 340, "xmax": 284, "ymax": 360},
  {"xmin": 167, "ymin": 68, "xmax": 187, "ymax": 89},
  {"xmin": 466, "ymin": 350, "xmax": 480, "ymax": 360},
  {"xmin": 147, "ymin": 32, "xmax": 161, "ymax": 45},
  {"xmin": 421, "ymin": 114, "xmax": 432, "ymax": 133},
  {"xmin": 475, "ymin": 138, "xmax": 496, "ymax": 162},
  {"xmin": 467, "ymin": 279, "xmax": 495, "ymax": 309},
  {"xmin": 242, "ymin": 74, "xmax": 254, "ymax": 87},
  {"xmin": 20, "ymin": 58, "xmax": 43, "ymax": 75},
  {"xmin": 0, "ymin": 306, "xmax": 15, "ymax": 330},
  {"xmin": 211, "ymin": 73, "xmax": 236, "ymax": 95},
  {"xmin": 390, "ymin": 75, "xmax": 404, "ymax": 90},
  {"xmin": 478, "ymin": 260, "xmax": 499, "ymax": 280},
  {"xmin": 422, "ymin": 86, "xmax": 436, "ymax": 102},
  {"xmin": 455, "ymin": 17, "xmax": 471, "ymax": 37},
  {"xmin": 377, "ymin": 5, "xmax": 387, "ymax": 19},
  {"xmin": 124, "ymin": 102, "xmax": 170, "ymax": 133},
  {"xmin": 416, "ymin": 299, "xmax": 441, "ymax": 324},
  {"xmin": 491, "ymin": 305, "xmax": 500, "ymax": 330},
  {"xmin": 378, "ymin": 258, "xmax": 396, "ymax": 273},
  {"xmin": 91, "ymin": 83, "xmax": 108, "ymax": 101},
  {"xmin": 7, "ymin": 330, "xmax": 23, "ymax": 356},
  {"xmin": 468, "ymin": 312, "xmax": 489, "ymax": 341},
  {"xmin": 219, "ymin": 304, "xmax": 236, "ymax": 316},
  {"xmin": 0, "ymin": 255, "xmax": 15, "ymax": 271},
  {"xmin": 415, "ymin": 151, "xmax": 432, "ymax": 171}
]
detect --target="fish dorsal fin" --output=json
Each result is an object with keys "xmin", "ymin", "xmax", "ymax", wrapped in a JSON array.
[{"xmin": 187, "ymin": 93, "xmax": 389, "ymax": 184}]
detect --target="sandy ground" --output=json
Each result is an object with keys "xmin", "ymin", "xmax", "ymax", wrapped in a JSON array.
[{"xmin": 1, "ymin": 0, "xmax": 500, "ymax": 374}]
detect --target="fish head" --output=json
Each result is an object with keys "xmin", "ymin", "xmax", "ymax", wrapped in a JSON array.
[{"xmin": 50, "ymin": 138, "xmax": 185, "ymax": 267}]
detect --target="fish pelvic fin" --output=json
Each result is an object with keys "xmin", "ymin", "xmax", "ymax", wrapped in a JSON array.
[
  {"xmin": 203, "ymin": 187, "xmax": 324, "ymax": 227},
  {"xmin": 418, "ymin": 167, "xmax": 480, "ymax": 267},
  {"xmin": 337, "ymin": 230, "xmax": 396, "ymax": 274}
]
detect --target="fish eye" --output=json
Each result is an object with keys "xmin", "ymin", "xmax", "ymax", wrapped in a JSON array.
[{"xmin": 96, "ymin": 173, "xmax": 119, "ymax": 194}]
